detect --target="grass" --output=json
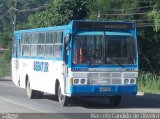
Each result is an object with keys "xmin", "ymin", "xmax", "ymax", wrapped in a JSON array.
[
  {"xmin": 138, "ymin": 72, "xmax": 160, "ymax": 94},
  {"xmin": 0, "ymin": 51, "xmax": 11, "ymax": 77}
]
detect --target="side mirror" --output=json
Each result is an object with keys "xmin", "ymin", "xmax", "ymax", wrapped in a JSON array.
[
  {"xmin": 65, "ymin": 33, "xmax": 71, "ymax": 45},
  {"xmin": 65, "ymin": 33, "xmax": 71, "ymax": 51},
  {"xmin": 64, "ymin": 33, "xmax": 71, "ymax": 64}
]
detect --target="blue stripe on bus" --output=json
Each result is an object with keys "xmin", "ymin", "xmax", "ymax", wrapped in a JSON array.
[
  {"xmin": 12, "ymin": 56, "xmax": 63, "ymax": 61},
  {"xmin": 70, "ymin": 85, "xmax": 138, "ymax": 96}
]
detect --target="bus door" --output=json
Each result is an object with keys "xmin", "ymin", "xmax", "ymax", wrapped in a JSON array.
[
  {"xmin": 12, "ymin": 34, "xmax": 21, "ymax": 86},
  {"xmin": 63, "ymin": 32, "xmax": 71, "ymax": 94}
]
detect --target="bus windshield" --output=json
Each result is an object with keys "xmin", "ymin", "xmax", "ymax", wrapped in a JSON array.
[{"xmin": 73, "ymin": 32, "xmax": 137, "ymax": 65}]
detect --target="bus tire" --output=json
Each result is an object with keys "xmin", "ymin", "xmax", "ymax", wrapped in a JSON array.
[
  {"xmin": 26, "ymin": 80, "xmax": 43, "ymax": 99},
  {"xmin": 108, "ymin": 96, "xmax": 121, "ymax": 107},
  {"xmin": 58, "ymin": 84, "xmax": 69, "ymax": 106}
]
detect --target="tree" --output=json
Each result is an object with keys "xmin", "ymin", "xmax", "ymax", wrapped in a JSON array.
[
  {"xmin": 87, "ymin": 0, "xmax": 139, "ymax": 20},
  {"xmin": 0, "ymin": 32, "xmax": 11, "ymax": 48},
  {"xmin": 27, "ymin": 0, "xmax": 88, "ymax": 27},
  {"xmin": 148, "ymin": 10, "xmax": 160, "ymax": 32}
]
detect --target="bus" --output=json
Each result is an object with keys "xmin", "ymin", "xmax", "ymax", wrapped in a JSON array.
[{"xmin": 12, "ymin": 20, "xmax": 138, "ymax": 106}]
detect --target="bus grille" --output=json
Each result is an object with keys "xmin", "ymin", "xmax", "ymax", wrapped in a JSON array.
[{"xmin": 88, "ymin": 73, "xmax": 122, "ymax": 85}]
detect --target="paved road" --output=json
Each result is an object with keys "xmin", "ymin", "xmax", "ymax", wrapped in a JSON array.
[{"xmin": 0, "ymin": 80, "xmax": 160, "ymax": 119}]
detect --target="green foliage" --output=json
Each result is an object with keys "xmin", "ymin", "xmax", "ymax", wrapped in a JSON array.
[
  {"xmin": 0, "ymin": 0, "xmax": 13, "ymax": 32},
  {"xmin": 0, "ymin": 32, "xmax": 12, "ymax": 48},
  {"xmin": 0, "ymin": 51, "xmax": 11, "ymax": 76},
  {"xmin": 87, "ymin": 0, "xmax": 110, "ymax": 19},
  {"xmin": 0, "ymin": 0, "xmax": 49, "ymax": 31},
  {"xmin": 138, "ymin": 28, "xmax": 160, "ymax": 73},
  {"xmin": 0, "ymin": 32, "xmax": 12, "ymax": 76},
  {"xmin": 147, "ymin": 1, "xmax": 160, "ymax": 32},
  {"xmin": 27, "ymin": 0, "xmax": 88, "ymax": 27},
  {"xmin": 148, "ymin": 10, "xmax": 160, "ymax": 31},
  {"xmin": 88, "ymin": 0, "xmax": 139, "ymax": 20},
  {"xmin": 138, "ymin": 72, "xmax": 160, "ymax": 94},
  {"xmin": 16, "ymin": 0, "xmax": 49, "ymax": 24},
  {"xmin": 38, "ymin": 0, "xmax": 73, "ymax": 26}
]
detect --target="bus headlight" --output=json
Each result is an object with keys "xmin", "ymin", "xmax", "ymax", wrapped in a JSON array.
[
  {"xmin": 80, "ymin": 79, "xmax": 86, "ymax": 84},
  {"xmin": 73, "ymin": 78, "xmax": 87, "ymax": 85},
  {"xmin": 73, "ymin": 79, "xmax": 79, "ymax": 84},
  {"xmin": 124, "ymin": 79, "xmax": 129, "ymax": 84},
  {"xmin": 130, "ymin": 79, "xmax": 136, "ymax": 84}
]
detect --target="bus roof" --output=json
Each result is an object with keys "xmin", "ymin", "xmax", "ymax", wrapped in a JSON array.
[
  {"xmin": 70, "ymin": 20, "xmax": 136, "ymax": 30},
  {"xmin": 14, "ymin": 20, "xmax": 136, "ymax": 34},
  {"xmin": 14, "ymin": 24, "xmax": 71, "ymax": 34}
]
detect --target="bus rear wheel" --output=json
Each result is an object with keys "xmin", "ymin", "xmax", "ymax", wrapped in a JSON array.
[
  {"xmin": 108, "ymin": 96, "xmax": 121, "ymax": 107},
  {"xmin": 58, "ymin": 85, "xmax": 69, "ymax": 106},
  {"xmin": 26, "ymin": 80, "xmax": 43, "ymax": 99}
]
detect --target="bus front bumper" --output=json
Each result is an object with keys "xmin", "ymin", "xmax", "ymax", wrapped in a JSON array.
[{"xmin": 70, "ymin": 85, "xmax": 137, "ymax": 97}]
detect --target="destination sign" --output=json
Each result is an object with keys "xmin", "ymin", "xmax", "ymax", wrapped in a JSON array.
[{"xmin": 73, "ymin": 21, "xmax": 135, "ymax": 30}]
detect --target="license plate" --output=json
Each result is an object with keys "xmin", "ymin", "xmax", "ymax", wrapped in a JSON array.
[{"xmin": 100, "ymin": 87, "xmax": 112, "ymax": 92}]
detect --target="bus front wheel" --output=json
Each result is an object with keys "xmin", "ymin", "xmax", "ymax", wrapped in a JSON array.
[
  {"xmin": 58, "ymin": 85, "xmax": 69, "ymax": 106},
  {"xmin": 26, "ymin": 80, "xmax": 43, "ymax": 99}
]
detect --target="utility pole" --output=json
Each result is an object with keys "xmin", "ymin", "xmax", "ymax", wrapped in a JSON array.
[{"xmin": 13, "ymin": 0, "xmax": 17, "ymax": 31}]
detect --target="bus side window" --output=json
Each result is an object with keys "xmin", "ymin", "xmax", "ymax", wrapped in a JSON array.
[
  {"xmin": 45, "ymin": 32, "xmax": 54, "ymax": 57},
  {"xmin": 53, "ymin": 31, "xmax": 63, "ymax": 58},
  {"xmin": 21, "ymin": 33, "xmax": 31, "ymax": 56},
  {"xmin": 31, "ymin": 33, "xmax": 38, "ymax": 56},
  {"xmin": 37, "ymin": 33, "xmax": 45, "ymax": 57}
]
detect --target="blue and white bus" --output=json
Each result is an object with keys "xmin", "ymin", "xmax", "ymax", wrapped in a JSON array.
[{"xmin": 12, "ymin": 20, "xmax": 138, "ymax": 106}]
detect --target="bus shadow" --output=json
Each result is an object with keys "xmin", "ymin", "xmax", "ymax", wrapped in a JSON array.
[
  {"xmin": 42, "ymin": 94, "xmax": 58, "ymax": 101},
  {"xmin": 42, "ymin": 94, "xmax": 160, "ymax": 109},
  {"xmin": 42, "ymin": 94, "xmax": 120, "ymax": 109},
  {"xmin": 69, "ymin": 98, "xmax": 115, "ymax": 109}
]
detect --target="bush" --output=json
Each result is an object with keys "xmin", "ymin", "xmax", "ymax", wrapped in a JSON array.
[
  {"xmin": 0, "ymin": 50, "xmax": 11, "ymax": 77},
  {"xmin": 138, "ymin": 72, "xmax": 160, "ymax": 94},
  {"xmin": 0, "ymin": 32, "xmax": 12, "ymax": 77},
  {"xmin": 0, "ymin": 51, "xmax": 11, "ymax": 77}
]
